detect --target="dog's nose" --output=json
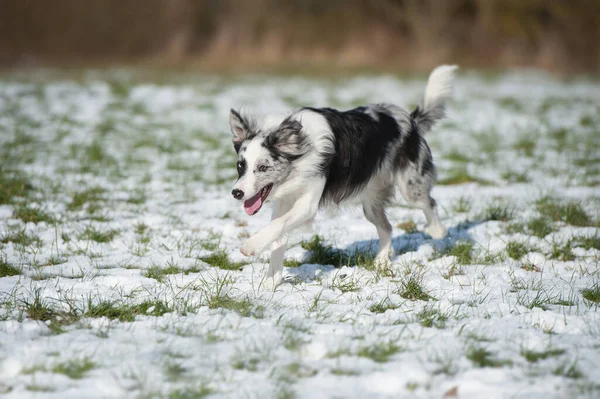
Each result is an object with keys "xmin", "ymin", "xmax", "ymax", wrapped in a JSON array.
[{"xmin": 232, "ymin": 189, "xmax": 244, "ymax": 200}]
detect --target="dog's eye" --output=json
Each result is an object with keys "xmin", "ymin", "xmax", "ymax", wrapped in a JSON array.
[{"xmin": 258, "ymin": 165, "xmax": 269, "ymax": 172}]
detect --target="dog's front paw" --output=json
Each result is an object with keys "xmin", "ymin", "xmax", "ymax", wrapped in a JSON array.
[
  {"xmin": 425, "ymin": 224, "xmax": 447, "ymax": 240},
  {"xmin": 374, "ymin": 254, "xmax": 392, "ymax": 271},
  {"xmin": 261, "ymin": 273, "xmax": 282, "ymax": 291},
  {"xmin": 240, "ymin": 237, "xmax": 264, "ymax": 257}
]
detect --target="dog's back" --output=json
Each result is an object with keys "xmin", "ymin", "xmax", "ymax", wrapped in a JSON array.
[
  {"xmin": 295, "ymin": 65, "xmax": 458, "ymax": 208},
  {"xmin": 301, "ymin": 106, "xmax": 402, "ymax": 206}
]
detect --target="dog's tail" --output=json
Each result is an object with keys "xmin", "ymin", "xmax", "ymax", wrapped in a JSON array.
[{"xmin": 411, "ymin": 64, "xmax": 458, "ymax": 134}]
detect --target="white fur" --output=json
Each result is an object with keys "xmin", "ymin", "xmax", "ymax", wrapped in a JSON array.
[{"xmin": 424, "ymin": 65, "xmax": 458, "ymax": 113}]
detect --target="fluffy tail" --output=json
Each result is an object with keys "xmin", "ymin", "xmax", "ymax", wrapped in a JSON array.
[{"xmin": 412, "ymin": 64, "xmax": 458, "ymax": 133}]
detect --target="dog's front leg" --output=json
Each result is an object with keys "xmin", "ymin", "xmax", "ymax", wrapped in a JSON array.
[
  {"xmin": 263, "ymin": 200, "xmax": 292, "ymax": 288},
  {"xmin": 240, "ymin": 181, "xmax": 324, "ymax": 257},
  {"xmin": 263, "ymin": 235, "xmax": 287, "ymax": 290}
]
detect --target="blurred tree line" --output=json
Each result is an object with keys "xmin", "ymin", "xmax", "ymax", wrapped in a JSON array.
[{"xmin": 1, "ymin": 0, "xmax": 598, "ymax": 73}]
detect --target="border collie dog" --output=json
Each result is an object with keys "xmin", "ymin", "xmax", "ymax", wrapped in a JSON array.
[{"xmin": 229, "ymin": 65, "xmax": 457, "ymax": 287}]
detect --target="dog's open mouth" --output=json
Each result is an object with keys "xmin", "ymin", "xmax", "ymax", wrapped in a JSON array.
[{"xmin": 243, "ymin": 184, "xmax": 273, "ymax": 215}]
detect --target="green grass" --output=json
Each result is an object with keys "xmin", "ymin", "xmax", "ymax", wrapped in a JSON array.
[
  {"xmin": 551, "ymin": 298, "xmax": 575, "ymax": 307},
  {"xmin": 516, "ymin": 290, "xmax": 552, "ymax": 310},
  {"xmin": 572, "ymin": 235, "xmax": 600, "ymax": 251},
  {"xmin": 513, "ymin": 137, "xmax": 536, "ymax": 157},
  {"xmin": 501, "ymin": 170, "xmax": 529, "ymax": 183},
  {"xmin": 68, "ymin": 187, "xmax": 106, "ymax": 211},
  {"xmin": 480, "ymin": 204, "xmax": 514, "ymax": 222},
  {"xmin": 168, "ymin": 385, "xmax": 213, "ymax": 399},
  {"xmin": 536, "ymin": 197, "xmax": 592, "ymax": 227},
  {"xmin": 22, "ymin": 289, "xmax": 80, "ymax": 333},
  {"xmin": 0, "ymin": 170, "xmax": 33, "ymax": 204},
  {"xmin": 452, "ymin": 197, "xmax": 472, "ymax": 213},
  {"xmin": 397, "ymin": 275, "xmax": 434, "ymax": 301},
  {"xmin": 164, "ymin": 361, "xmax": 187, "ymax": 382},
  {"xmin": 582, "ymin": 283, "xmax": 600, "ymax": 303},
  {"xmin": 134, "ymin": 222, "xmax": 149, "ymax": 235},
  {"xmin": 438, "ymin": 167, "xmax": 493, "ymax": 186},
  {"xmin": 301, "ymin": 235, "xmax": 345, "ymax": 266},
  {"xmin": 200, "ymin": 250, "xmax": 246, "ymax": 271},
  {"xmin": 78, "ymin": 225, "xmax": 119, "ymax": 243},
  {"xmin": 299, "ymin": 235, "xmax": 376, "ymax": 270},
  {"xmin": 283, "ymin": 259, "xmax": 302, "ymax": 267},
  {"xmin": 521, "ymin": 348, "xmax": 565, "ymax": 363},
  {"xmin": 207, "ymin": 295, "xmax": 264, "ymax": 318},
  {"xmin": 330, "ymin": 275, "xmax": 361, "ymax": 293},
  {"xmin": 466, "ymin": 346, "xmax": 512, "ymax": 368},
  {"xmin": 279, "ymin": 362, "xmax": 318, "ymax": 383},
  {"xmin": 330, "ymin": 368, "xmax": 360, "ymax": 376},
  {"xmin": 417, "ymin": 307, "xmax": 448, "ymax": 329},
  {"xmin": 52, "ymin": 358, "xmax": 96, "ymax": 379},
  {"xmin": 24, "ymin": 293, "xmax": 56, "ymax": 322},
  {"xmin": 26, "ymin": 384, "xmax": 55, "ymax": 392},
  {"xmin": 549, "ymin": 242, "xmax": 575, "ymax": 261},
  {"xmin": 356, "ymin": 341, "xmax": 402, "ymax": 363},
  {"xmin": 0, "ymin": 258, "xmax": 20, "ymax": 277},
  {"xmin": 79, "ymin": 140, "xmax": 119, "ymax": 174},
  {"xmin": 126, "ymin": 189, "xmax": 147, "ymax": 205},
  {"xmin": 232, "ymin": 356, "xmax": 261, "ymax": 372},
  {"xmin": 85, "ymin": 299, "xmax": 172, "ymax": 321},
  {"xmin": 144, "ymin": 263, "xmax": 182, "ymax": 282},
  {"xmin": 498, "ymin": 97, "xmax": 523, "ymax": 112},
  {"xmin": 0, "ymin": 228, "xmax": 42, "ymax": 247},
  {"xmin": 553, "ymin": 361, "xmax": 584, "ymax": 379},
  {"xmin": 527, "ymin": 217, "xmax": 555, "ymax": 238},
  {"xmin": 369, "ymin": 300, "xmax": 400, "ymax": 314},
  {"xmin": 506, "ymin": 222, "xmax": 525, "ymax": 234},
  {"xmin": 580, "ymin": 115, "xmax": 594, "ymax": 127},
  {"xmin": 445, "ymin": 241, "xmax": 474, "ymax": 265},
  {"xmin": 474, "ymin": 128, "xmax": 501, "ymax": 158},
  {"xmin": 506, "ymin": 241, "xmax": 529, "ymax": 260},
  {"xmin": 12, "ymin": 204, "xmax": 55, "ymax": 224},
  {"xmin": 445, "ymin": 150, "xmax": 471, "ymax": 163}
]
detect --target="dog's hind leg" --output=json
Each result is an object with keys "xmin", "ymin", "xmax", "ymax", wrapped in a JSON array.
[
  {"xmin": 396, "ymin": 167, "xmax": 446, "ymax": 239},
  {"xmin": 362, "ymin": 179, "xmax": 394, "ymax": 270}
]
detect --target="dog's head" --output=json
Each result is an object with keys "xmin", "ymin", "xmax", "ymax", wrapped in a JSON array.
[{"xmin": 229, "ymin": 109, "xmax": 309, "ymax": 215}]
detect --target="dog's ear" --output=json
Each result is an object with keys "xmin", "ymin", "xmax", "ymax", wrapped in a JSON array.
[
  {"xmin": 229, "ymin": 109, "xmax": 250, "ymax": 153},
  {"xmin": 267, "ymin": 118, "xmax": 309, "ymax": 160}
]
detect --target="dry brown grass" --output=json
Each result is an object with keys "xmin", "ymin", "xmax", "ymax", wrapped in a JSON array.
[{"xmin": 1, "ymin": 0, "xmax": 598, "ymax": 73}]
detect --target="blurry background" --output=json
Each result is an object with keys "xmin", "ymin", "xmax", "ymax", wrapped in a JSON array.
[{"xmin": 1, "ymin": 0, "xmax": 599, "ymax": 74}]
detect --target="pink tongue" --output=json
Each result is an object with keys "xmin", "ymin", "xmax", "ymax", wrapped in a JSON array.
[{"xmin": 244, "ymin": 192, "xmax": 263, "ymax": 215}]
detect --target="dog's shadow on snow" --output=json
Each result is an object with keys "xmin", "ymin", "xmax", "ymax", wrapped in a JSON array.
[
  {"xmin": 283, "ymin": 220, "xmax": 482, "ymax": 284},
  {"xmin": 346, "ymin": 220, "xmax": 481, "ymax": 258}
]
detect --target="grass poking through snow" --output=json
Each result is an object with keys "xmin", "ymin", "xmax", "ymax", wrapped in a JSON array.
[
  {"xmin": 521, "ymin": 348, "xmax": 565, "ymax": 363},
  {"xmin": 0, "ymin": 257, "xmax": 20, "ymax": 277},
  {"xmin": 397, "ymin": 275, "xmax": 434, "ymax": 301},
  {"xmin": 582, "ymin": 283, "xmax": 600, "ymax": 303},
  {"xmin": 78, "ymin": 225, "xmax": 119, "ymax": 243},
  {"xmin": 536, "ymin": 197, "xmax": 593, "ymax": 227},
  {"xmin": 506, "ymin": 241, "xmax": 530, "ymax": 260},
  {"xmin": 466, "ymin": 346, "xmax": 512, "ymax": 368},
  {"xmin": 200, "ymin": 250, "xmax": 246, "ymax": 271}
]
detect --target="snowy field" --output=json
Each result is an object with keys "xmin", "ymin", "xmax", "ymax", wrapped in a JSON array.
[{"xmin": 0, "ymin": 69, "xmax": 599, "ymax": 399}]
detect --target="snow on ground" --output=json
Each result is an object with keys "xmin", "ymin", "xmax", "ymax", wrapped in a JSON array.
[{"xmin": 0, "ymin": 68, "xmax": 599, "ymax": 398}]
